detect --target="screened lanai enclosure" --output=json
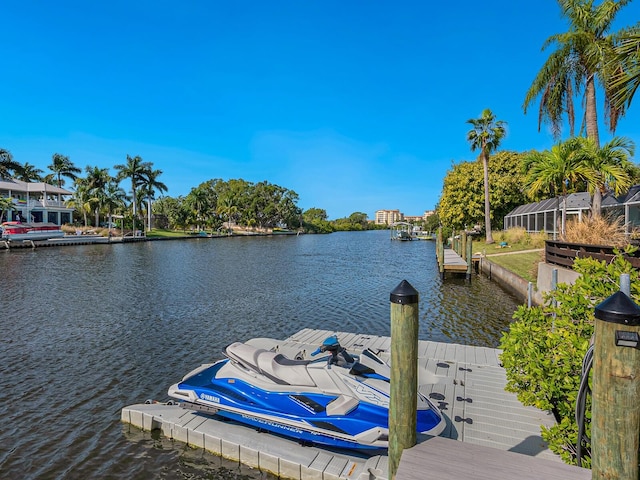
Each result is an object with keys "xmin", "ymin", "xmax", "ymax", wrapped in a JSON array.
[{"xmin": 503, "ymin": 187, "xmax": 640, "ymax": 238}]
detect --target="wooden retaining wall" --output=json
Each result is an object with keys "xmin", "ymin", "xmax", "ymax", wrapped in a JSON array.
[{"xmin": 545, "ymin": 240, "xmax": 640, "ymax": 269}]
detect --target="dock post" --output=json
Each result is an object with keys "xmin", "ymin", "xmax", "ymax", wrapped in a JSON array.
[
  {"xmin": 621, "ymin": 273, "xmax": 630, "ymax": 296},
  {"xmin": 437, "ymin": 228, "xmax": 444, "ymax": 280},
  {"xmin": 389, "ymin": 280, "xmax": 419, "ymax": 480},
  {"xmin": 465, "ymin": 233, "xmax": 472, "ymax": 281},
  {"xmin": 461, "ymin": 232, "xmax": 467, "ymax": 262},
  {"xmin": 592, "ymin": 291, "xmax": 640, "ymax": 480}
]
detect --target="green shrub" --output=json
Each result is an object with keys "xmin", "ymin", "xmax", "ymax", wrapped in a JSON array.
[{"xmin": 499, "ymin": 247, "xmax": 640, "ymax": 467}]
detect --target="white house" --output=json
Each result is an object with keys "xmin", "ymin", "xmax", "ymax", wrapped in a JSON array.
[{"xmin": 0, "ymin": 178, "xmax": 74, "ymax": 225}]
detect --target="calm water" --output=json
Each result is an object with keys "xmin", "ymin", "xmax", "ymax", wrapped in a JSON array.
[{"xmin": 0, "ymin": 230, "xmax": 520, "ymax": 479}]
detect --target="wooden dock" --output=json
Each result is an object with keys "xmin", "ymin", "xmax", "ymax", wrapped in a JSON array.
[
  {"xmin": 440, "ymin": 248, "xmax": 469, "ymax": 272},
  {"xmin": 436, "ymin": 229, "xmax": 478, "ymax": 279},
  {"xmin": 121, "ymin": 328, "xmax": 590, "ymax": 480}
]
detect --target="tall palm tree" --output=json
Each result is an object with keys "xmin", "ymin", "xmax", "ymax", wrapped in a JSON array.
[
  {"xmin": 114, "ymin": 155, "xmax": 151, "ymax": 234},
  {"xmin": 524, "ymin": 137, "xmax": 594, "ymax": 236},
  {"xmin": 48, "ymin": 153, "xmax": 81, "ymax": 188},
  {"xmin": 577, "ymin": 135, "xmax": 634, "ymax": 215},
  {"xmin": 523, "ymin": 0, "xmax": 635, "ymax": 145},
  {"xmin": 466, "ymin": 109, "xmax": 506, "ymax": 244},
  {"xmin": 0, "ymin": 149, "xmax": 21, "ymax": 179},
  {"xmin": 139, "ymin": 168, "xmax": 167, "ymax": 230},
  {"xmin": 16, "ymin": 162, "xmax": 44, "ymax": 182},
  {"xmin": 84, "ymin": 166, "xmax": 111, "ymax": 226}
]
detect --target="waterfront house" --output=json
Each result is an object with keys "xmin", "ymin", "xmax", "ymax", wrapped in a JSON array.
[{"xmin": 0, "ymin": 178, "xmax": 74, "ymax": 225}]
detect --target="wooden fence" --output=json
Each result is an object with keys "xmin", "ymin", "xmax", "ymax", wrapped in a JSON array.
[{"xmin": 545, "ymin": 240, "xmax": 640, "ymax": 269}]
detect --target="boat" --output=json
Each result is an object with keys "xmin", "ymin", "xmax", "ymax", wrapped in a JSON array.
[
  {"xmin": 0, "ymin": 222, "xmax": 65, "ymax": 241},
  {"xmin": 412, "ymin": 231, "xmax": 436, "ymax": 241},
  {"xmin": 168, "ymin": 336, "xmax": 446, "ymax": 450},
  {"xmin": 390, "ymin": 221, "xmax": 413, "ymax": 241}
]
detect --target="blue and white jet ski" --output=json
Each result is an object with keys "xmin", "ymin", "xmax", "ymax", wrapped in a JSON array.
[{"xmin": 168, "ymin": 336, "xmax": 446, "ymax": 450}]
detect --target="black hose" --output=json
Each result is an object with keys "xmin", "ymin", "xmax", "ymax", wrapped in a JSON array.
[{"xmin": 575, "ymin": 343, "xmax": 594, "ymax": 467}]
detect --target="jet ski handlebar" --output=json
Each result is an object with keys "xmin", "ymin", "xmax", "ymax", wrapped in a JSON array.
[{"xmin": 311, "ymin": 336, "xmax": 355, "ymax": 366}]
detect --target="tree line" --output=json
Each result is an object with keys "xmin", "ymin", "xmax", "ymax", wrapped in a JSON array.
[{"xmin": 0, "ymin": 149, "xmax": 374, "ymax": 232}]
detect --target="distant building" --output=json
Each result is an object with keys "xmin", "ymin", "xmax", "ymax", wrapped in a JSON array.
[
  {"xmin": 0, "ymin": 178, "xmax": 74, "ymax": 225},
  {"xmin": 375, "ymin": 209, "xmax": 403, "ymax": 225},
  {"xmin": 403, "ymin": 215, "xmax": 423, "ymax": 223},
  {"xmin": 423, "ymin": 210, "xmax": 435, "ymax": 221}
]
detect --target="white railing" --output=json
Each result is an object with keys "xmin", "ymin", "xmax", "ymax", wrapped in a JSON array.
[{"xmin": 11, "ymin": 199, "xmax": 70, "ymax": 209}]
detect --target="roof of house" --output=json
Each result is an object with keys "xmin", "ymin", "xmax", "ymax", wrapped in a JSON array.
[
  {"xmin": 504, "ymin": 185, "xmax": 640, "ymax": 218},
  {"xmin": 0, "ymin": 178, "xmax": 73, "ymax": 195}
]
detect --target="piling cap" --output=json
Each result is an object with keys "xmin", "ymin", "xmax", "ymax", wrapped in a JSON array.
[
  {"xmin": 390, "ymin": 280, "xmax": 419, "ymax": 305},
  {"xmin": 594, "ymin": 291, "xmax": 640, "ymax": 326}
]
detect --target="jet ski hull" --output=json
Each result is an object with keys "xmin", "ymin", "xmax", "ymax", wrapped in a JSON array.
[{"xmin": 169, "ymin": 349, "xmax": 445, "ymax": 450}]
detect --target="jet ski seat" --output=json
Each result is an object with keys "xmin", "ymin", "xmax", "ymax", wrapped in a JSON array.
[
  {"xmin": 225, "ymin": 342, "xmax": 316, "ymax": 387},
  {"xmin": 259, "ymin": 352, "xmax": 316, "ymax": 387},
  {"xmin": 225, "ymin": 342, "xmax": 264, "ymax": 371}
]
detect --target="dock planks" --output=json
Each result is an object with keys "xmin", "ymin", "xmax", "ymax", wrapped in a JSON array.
[
  {"xmin": 441, "ymin": 248, "xmax": 469, "ymax": 271},
  {"xmin": 121, "ymin": 328, "xmax": 591, "ymax": 480},
  {"xmin": 396, "ymin": 436, "xmax": 589, "ymax": 480}
]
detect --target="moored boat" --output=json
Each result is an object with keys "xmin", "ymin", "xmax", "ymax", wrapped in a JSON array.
[
  {"xmin": 168, "ymin": 336, "xmax": 446, "ymax": 450},
  {"xmin": 0, "ymin": 222, "xmax": 65, "ymax": 241},
  {"xmin": 390, "ymin": 221, "xmax": 413, "ymax": 241}
]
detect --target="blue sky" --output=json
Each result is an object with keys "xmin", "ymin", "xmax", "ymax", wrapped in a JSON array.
[{"xmin": 1, "ymin": 1, "xmax": 639, "ymax": 220}]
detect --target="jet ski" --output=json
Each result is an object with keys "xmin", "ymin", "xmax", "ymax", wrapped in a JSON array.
[{"xmin": 168, "ymin": 336, "xmax": 446, "ymax": 450}]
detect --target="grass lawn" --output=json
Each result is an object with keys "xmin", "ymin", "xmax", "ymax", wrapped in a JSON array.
[
  {"xmin": 473, "ymin": 241, "xmax": 545, "ymax": 256},
  {"xmin": 146, "ymin": 229, "xmax": 199, "ymax": 238},
  {"xmin": 485, "ymin": 251, "xmax": 544, "ymax": 283}
]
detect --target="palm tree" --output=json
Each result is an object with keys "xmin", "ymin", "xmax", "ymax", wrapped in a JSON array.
[
  {"xmin": 217, "ymin": 196, "xmax": 238, "ymax": 234},
  {"xmin": 139, "ymin": 168, "xmax": 167, "ymax": 230},
  {"xmin": 523, "ymin": 0, "xmax": 635, "ymax": 145},
  {"xmin": 524, "ymin": 137, "xmax": 594, "ymax": 236},
  {"xmin": 101, "ymin": 180, "xmax": 127, "ymax": 233},
  {"xmin": 466, "ymin": 109, "xmax": 506, "ymax": 244},
  {"xmin": 577, "ymin": 136, "xmax": 634, "ymax": 215},
  {"xmin": 15, "ymin": 163, "xmax": 44, "ymax": 182},
  {"xmin": 0, "ymin": 149, "xmax": 21, "ymax": 179},
  {"xmin": 608, "ymin": 32, "xmax": 640, "ymax": 110},
  {"xmin": 68, "ymin": 179, "xmax": 92, "ymax": 227},
  {"xmin": 84, "ymin": 166, "xmax": 111, "ymax": 226},
  {"xmin": 48, "ymin": 153, "xmax": 81, "ymax": 188},
  {"xmin": 185, "ymin": 185, "xmax": 213, "ymax": 230},
  {"xmin": 42, "ymin": 173, "xmax": 57, "ymax": 185},
  {"xmin": 0, "ymin": 196, "xmax": 14, "ymax": 222},
  {"xmin": 114, "ymin": 155, "xmax": 151, "ymax": 234}
]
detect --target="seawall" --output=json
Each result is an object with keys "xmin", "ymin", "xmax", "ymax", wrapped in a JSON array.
[
  {"xmin": 477, "ymin": 257, "xmax": 580, "ymax": 307},
  {"xmin": 478, "ymin": 257, "xmax": 541, "ymax": 305}
]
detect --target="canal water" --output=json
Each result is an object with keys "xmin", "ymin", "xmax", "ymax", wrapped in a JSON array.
[{"xmin": 0, "ymin": 230, "xmax": 521, "ymax": 479}]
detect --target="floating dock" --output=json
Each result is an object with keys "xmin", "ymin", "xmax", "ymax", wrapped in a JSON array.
[{"xmin": 121, "ymin": 328, "xmax": 590, "ymax": 480}]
